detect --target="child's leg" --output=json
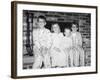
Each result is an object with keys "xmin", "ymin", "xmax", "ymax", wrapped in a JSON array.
[
  {"xmin": 43, "ymin": 53, "xmax": 51, "ymax": 68},
  {"xmin": 33, "ymin": 55, "xmax": 43, "ymax": 68},
  {"xmin": 33, "ymin": 47, "xmax": 43, "ymax": 68},
  {"xmin": 66, "ymin": 52, "xmax": 69, "ymax": 67},
  {"xmin": 74, "ymin": 48, "xmax": 80, "ymax": 67},
  {"xmin": 64, "ymin": 49, "xmax": 69, "ymax": 67},
  {"xmin": 69, "ymin": 50, "xmax": 74, "ymax": 67},
  {"xmin": 42, "ymin": 48, "xmax": 51, "ymax": 68},
  {"xmin": 80, "ymin": 48, "xmax": 85, "ymax": 66}
]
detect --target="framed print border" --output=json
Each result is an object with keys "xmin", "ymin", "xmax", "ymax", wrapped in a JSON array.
[{"xmin": 11, "ymin": 1, "xmax": 98, "ymax": 79}]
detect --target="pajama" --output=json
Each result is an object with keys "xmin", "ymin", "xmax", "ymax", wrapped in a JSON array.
[
  {"xmin": 50, "ymin": 33, "xmax": 67, "ymax": 67},
  {"xmin": 71, "ymin": 32, "xmax": 85, "ymax": 67},
  {"xmin": 33, "ymin": 28, "xmax": 52, "ymax": 68},
  {"xmin": 62, "ymin": 36, "xmax": 74, "ymax": 67}
]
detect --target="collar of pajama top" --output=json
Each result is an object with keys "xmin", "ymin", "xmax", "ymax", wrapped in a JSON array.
[
  {"xmin": 62, "ymin": 36, "xmax": 73, "ymax": 49},
  {"xmin": 71, "ymin": 32, "xmax": 82, "ymax": 46},
  {"xmin": 51, "ymin": 33, "xmax": 63, "ymax": 48},
  {"xmin": 33, "ymin": 28, "xmax": 51, "ymax": 48}
]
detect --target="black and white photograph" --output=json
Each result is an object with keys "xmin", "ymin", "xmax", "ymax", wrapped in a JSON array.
[
  {"xmin": 23, "ymin": 10, "xmax": 91, "ymax": 69},
  {"xmin": 11, "ymin": 1, "xmax": 97, "ymax": 78}
]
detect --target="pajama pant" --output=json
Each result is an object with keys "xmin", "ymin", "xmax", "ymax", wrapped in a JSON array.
[
  {"xmin": 69, "ymin": 46, "xmax": 84, "ymax": 67},
  {"xmin": 33, "ymin": 46, "xmax": 51, "ymax": 68}
]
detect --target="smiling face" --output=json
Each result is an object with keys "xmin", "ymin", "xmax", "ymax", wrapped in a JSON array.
[
  {"xmin": 64, "ymin": 29, "xmax": 71, "ymax": 37},
  {"xmin": 37, "ymin": 18, "xmax": 46, "ymax": 29},
  {"xmin": 52, "ymin": 24, "xmax": 60, "ymax": 33},
  {"xmin": 71, "ymin": 24, "xmax": 78, "ymax": 32}
]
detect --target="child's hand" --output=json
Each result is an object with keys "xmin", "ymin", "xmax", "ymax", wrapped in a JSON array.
[
  {"xmin": 64, "ymin": 48, "xmax": 68, "ymax": 52},
  {"xmin": 40, "ymin": 47, "xmax": 49, "ymax": 56},
  {"xmin": 64, "ymin": 47, "xmax": 72, "ymax": 52},
  {"xmin": 54, "ymin": 47, "xmax": 61, "ymax": 52}
]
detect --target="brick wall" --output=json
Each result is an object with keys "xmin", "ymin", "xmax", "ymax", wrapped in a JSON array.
[{"xmin": 23, "ymin": 10, "xmax": 91, "ymax": 68}]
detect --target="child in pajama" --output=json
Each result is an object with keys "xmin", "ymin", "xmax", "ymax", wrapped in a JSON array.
[
  {"xmin": 33, "ymin": 15, "xmax": 52, "ymax": 69},
  {"xmin": 71, "ymin": 23, "xmax": 85, "ymax": 67},
  {"xmin": 62, "ymin": 28, "xmax": 74, "ymax": 67},
  {"xmin": 50, "ymin": 23, "xmax": 67, "ymax": 68}
]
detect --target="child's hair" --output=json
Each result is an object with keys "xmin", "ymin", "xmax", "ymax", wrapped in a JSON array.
[
  {"xmin": 64, "ymin": 27, "xmax": 71, "ymax": 36},
  {"xmin": 64, "ymin": 27, "xmax": 71, "ymax": 31},
  {"xmin": 37, "ymin": 15, "xmax": 46, "ymax": 22},
  {"xmin": 51, "ymin": 23, "xmax": 60, "ymax": 33},
  {"xmin": 71, "ymin": 22, "xmax": 79, "ymax": 31}
]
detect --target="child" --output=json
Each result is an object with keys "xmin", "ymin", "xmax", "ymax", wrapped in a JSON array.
[
  {"xmin": 62, "ymin": 28, "xmax": 74, "ymax": 67},
  {"xmin": 33, "ymin": 15, "xmax": 52, "ymax": 68},
  {"xmin": 50, "ymin": 23, "xmax": 67, "ymax": 68},
  {"xmin": 71, "ymin": 23, "xmax": 85, "ymax": 67}
]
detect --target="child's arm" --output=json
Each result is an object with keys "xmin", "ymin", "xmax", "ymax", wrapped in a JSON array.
[
  {"xmin": 33, "ymin": 30, "xmax": 40, "ymax": 49},
  {"xmin": 78, "ymin": 32, "xmax": 83, "ymax": 47},
  {"xmin": 46, "ymin": 30, "xmax": 52, "ymax": 49}
]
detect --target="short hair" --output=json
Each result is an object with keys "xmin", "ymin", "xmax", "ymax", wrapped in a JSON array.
[
  {"xmin": 71, "ymin": 22, "xmax": 78, "ymax": 28},
  {"xmin": 52, "ymin": 23, "xmax": 59, "ymax": 27},
  {"xmin": 37, "ymin": 15, "xmax": 46, "ymax": 22},
  {"xmin": 71, "ymin": 22, "xmax": 79, "ymax": 31},
  {"xmin": 51, "ymin": 23, "xmax": 61, "ymax": 33},
  {"xmin": 64, "ymin": 27, "xmax": 71, "ymax": 31}
]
